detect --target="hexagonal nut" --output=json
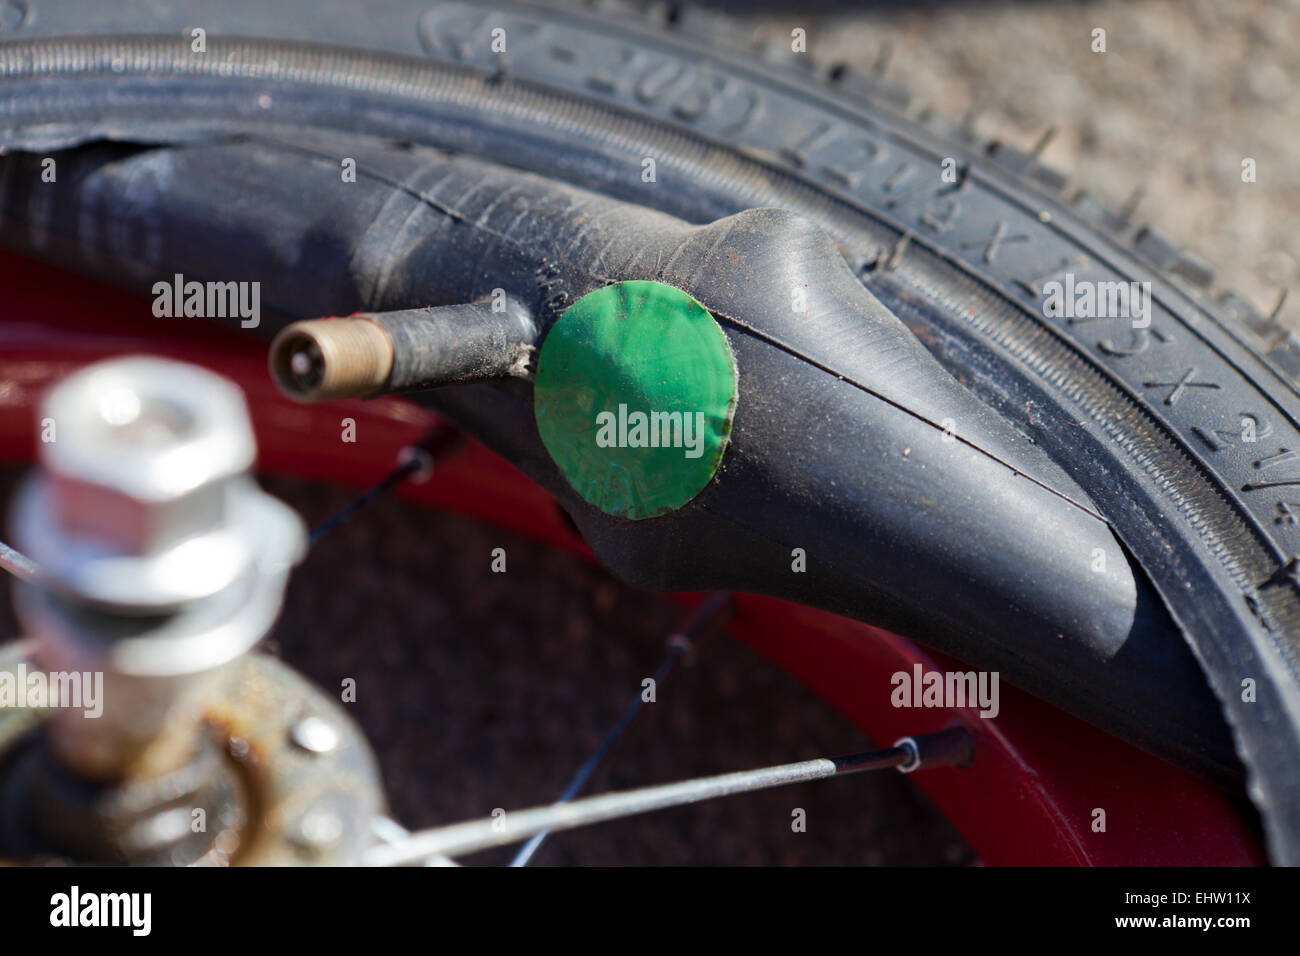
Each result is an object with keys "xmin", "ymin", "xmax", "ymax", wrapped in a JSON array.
[
  {"xmin": 13, "ymin": 357, "xmax": 263, "ymax": 606},
  {"xmin": 40, "ymin": 356, "xmax": 255, "ymax": 503}
]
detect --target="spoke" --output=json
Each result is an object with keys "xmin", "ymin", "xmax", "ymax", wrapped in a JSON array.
[
  {"xmin": 308, "ymin": 426, "xmax": 456, "ymax": 546},
  {"xmin": 368, "ymin": 728, "xmax": 973, "ymax": 867},
  {"xmin": 309, "ymin": 458, "xmax": 419, "ymax": 545},
  {"xmin": 0, "ymin": 540, "xmax": 36, "ymax": 581},
  {"xmin": 370, "ymin": 815, "xmax": 411, "ymax": 845},
  {"xmin": 509, "ymin": 591, "xmax": 732, "ymax": 867},
  {"xmin": 373, "ymin": 815, "xmax": 459, "ymax": 867}
]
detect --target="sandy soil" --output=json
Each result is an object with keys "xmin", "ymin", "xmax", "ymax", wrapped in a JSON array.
[{"xmin": 743, "ymin": 0, "xmax": 1300, "ymax": 330}]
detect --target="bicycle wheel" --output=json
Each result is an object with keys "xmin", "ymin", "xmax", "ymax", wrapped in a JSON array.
[{"xmin": 0, "ymin": 0, "xmax": 1296, "ymax": 862}]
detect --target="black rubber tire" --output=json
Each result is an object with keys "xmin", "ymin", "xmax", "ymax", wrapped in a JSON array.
[{"xmin": 1, "ymin": 0, "xmax": 1298, "ymax": 861}]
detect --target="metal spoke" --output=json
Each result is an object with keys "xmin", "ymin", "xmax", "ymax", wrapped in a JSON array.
[
  {"xmin": 308, "ymin": 427, "xmax": 455, "ymax": 546},
  {"xmin": 0, "ymin": 540, "xmax": 36, "ymax": 581},
  {"xmin": 373, "ymin": 815, "xmax": 459, "ymax": 867},
  {"xmin": 509, "ymin": 591, "xmax": 732, "ymax": 866},
  {"xmin": 367, "ymin": 728, "xmax": 973, "ymax": 866}
]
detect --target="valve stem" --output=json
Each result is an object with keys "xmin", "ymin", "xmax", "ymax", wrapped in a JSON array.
[{"xmin": 270, "ymin": 297, "xmax": 537, "ymax": 402}]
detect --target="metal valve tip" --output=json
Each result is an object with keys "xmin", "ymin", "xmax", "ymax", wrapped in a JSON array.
[{"xmin": 270, "ymin": 318, "xmax": 394, "ymax": 402}]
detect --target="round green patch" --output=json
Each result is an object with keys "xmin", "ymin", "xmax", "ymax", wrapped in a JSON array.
[{"xmin": 533, "ymin": 280, "xmax": 738, "ymax": 520}]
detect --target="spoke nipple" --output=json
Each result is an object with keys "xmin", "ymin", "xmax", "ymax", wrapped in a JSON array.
[
  {"xmin": 894, "ymin": 726, "xmax": 975, "ymax": 774},
  {"xmin": 893, "ymin": 736, "xmax": 922, "ymax": 774},
  {"xmin": 397, "ymin": 445, "xmax": 435, "ymax": 484}
]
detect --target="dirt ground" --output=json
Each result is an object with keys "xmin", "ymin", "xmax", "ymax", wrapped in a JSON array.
[{"xmin": 738, "ymin": 0, "xmax": 1300, "ymax": 332}]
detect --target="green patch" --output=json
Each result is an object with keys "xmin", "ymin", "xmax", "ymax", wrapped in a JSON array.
[{"xmin": 534, "ymin": 280, "xmax": 738, "ymax": 520}]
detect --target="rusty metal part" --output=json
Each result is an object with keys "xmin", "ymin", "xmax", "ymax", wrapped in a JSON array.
[
  {"xmin": 0, "ymin": 355, "xmax": 382, "ymax": 865},
  {"xmin": 0, "ymin": 645, "xmax": 383, "ymax": 866}
]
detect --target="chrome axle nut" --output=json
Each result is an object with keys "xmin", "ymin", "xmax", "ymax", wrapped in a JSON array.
[
  {"xmin": 15, "ymin": 356, "xmax": 296, "ymax": 610},
  {"xmin": 8, "ymin": 356, "xmax": 307, "ymax": 781}
]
